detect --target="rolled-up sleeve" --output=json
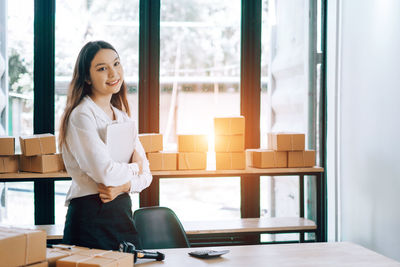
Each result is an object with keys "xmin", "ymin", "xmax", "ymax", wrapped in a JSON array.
[
  {"xmin": 66, "ymin": 111, "xmax": 136, "ymax": 187},
  {"xmin": 129, "ymin": 129, "xmax": 153, "ymax": 193}
]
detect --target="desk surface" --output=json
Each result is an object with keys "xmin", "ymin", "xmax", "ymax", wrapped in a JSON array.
[
  {"xmin": 0, "ymin": 167, "xmax": 324, "ymax": 180},
  {"xmin": 29, "ymin": 217, "xmax": 316, "ymax": 240},
  {"xmin": 136, "ymin": 242, "xmax": 399, "ymax": 267}
]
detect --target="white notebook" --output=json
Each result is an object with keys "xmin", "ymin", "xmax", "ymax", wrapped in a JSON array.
[{"xmin": 106, "ymin": 121, "xmax": 136, "ymax": 163}]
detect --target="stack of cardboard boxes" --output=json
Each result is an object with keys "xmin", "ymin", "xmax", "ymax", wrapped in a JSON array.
[
  {"xmin": 177, "ymin": 135, "xmax": 207, "ymax": 170},
  {"xmin": 19, "ymin": 134, "xmax": 64, "ymax": 173},
  {"xmin": 140, "ymin": 133, "xmax": 178, "ymax": 171},
  {"xmin": 0, "ymin": 226, "xmax": 47, "ymax": 267},
  {"xmin": 0, "ymin": 136, "xmax": 19, "ymax": 173},
  {"xmin": 0, "ymin": 226, "xmax": 134, "ymax": 267},
  {"xmin": 0, "ymin": 134, "xmax": 64, "ymax": 174},
  {"xmin": 214, "ymin": 116, "xmax": 245, "ymax": 170},
  {"xmin": 246, "ymin": 132, "xmax": 315, "ymax": 168}
]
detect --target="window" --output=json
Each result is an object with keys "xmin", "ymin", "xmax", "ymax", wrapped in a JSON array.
[{"xmin": 0, "ymin": 0, "xmax": 35, "ymax": 226}]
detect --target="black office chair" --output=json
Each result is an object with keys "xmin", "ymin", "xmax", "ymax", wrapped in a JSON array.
[{"xmin": 133, "ymin": 206, "xmax": 190, "ymax": 249}]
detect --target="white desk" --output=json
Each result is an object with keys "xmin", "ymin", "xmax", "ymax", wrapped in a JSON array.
[{"xmin": 136, "ymin": 242, "xmax": 400, "ymax": 266}]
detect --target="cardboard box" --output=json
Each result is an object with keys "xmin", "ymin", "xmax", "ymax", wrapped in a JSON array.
[
  {"xmin": 0, "ymin": 155, "xmax": 19, "ymax": 173},
  {"xmin": 246, "ymin": 149, "xmax": 287, "ymax": 168},
  {"xmin": 178, "ymin": 152, "xmax": 207, "ymax": 170},
  {"xmin": 148, "ymin": 151, "xmax": 178, "ymax": 171},
  {"xmin": 138, "ymin": 133, "xmax": 163, "ymax": 153},
  {"xmin": 19, "ymin": 154, "xmax": 65, "ymax": 173},
  {"xmin": 178, "ymin": 135, "xmax": 208, "ymax": 152},
  {"xmin": 215, "ymin": 135, "xmax": 244, "ymax": 152},
  {"xmin": 288, "ymin": 150, "xmax": 316, "ymax": 168},
  {"xmin": 47, "ymin": 246, "xmax": 90, "ymax": 267},
  {"xmin": 214, "ymin": 116, "xmax": 245, "ymax": 135},
  {"xmin": 20, "ymin": 134, "xmax": 57, "ymax": 156},
  {"xmin": 268, "ymin": 133, "xmax": 305, "ymax": 151},
  {"xmin": 216, "ymin": 152, "xmax": 245, "ymax": 170},
  {"xmin": 28, "ymin": 262, "xmax": 48, "ymax": 267},
  {"xmin": 56, "ymin": 249, "xmax": 133, "ymax": 267},
  {"xmin": 0, "ymin": 226, "xmax": 46, "ymax": 267},
  {"xmin": 0, "ymin": 136, "xmax": 15, "ymax": 155}
]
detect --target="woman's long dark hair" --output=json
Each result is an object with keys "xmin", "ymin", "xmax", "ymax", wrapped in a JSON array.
[{"xmin": 58, "ymin": 41, "xmax": 131, "ymax": 149}]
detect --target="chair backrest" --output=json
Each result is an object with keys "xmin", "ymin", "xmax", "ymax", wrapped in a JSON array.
[{"xmin": 133, "ymin": 206, "xmax": 190, "ymax": 249}]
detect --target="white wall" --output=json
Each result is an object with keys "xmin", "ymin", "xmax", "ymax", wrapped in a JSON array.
[{"xmin": 328, "ymin": 0, "xmax": 400, "ymax": 261}]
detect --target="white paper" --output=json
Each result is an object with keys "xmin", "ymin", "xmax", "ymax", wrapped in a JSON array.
[{"xmin": 106, "ymin": 121, "xmax": 136, "ymax": 163}]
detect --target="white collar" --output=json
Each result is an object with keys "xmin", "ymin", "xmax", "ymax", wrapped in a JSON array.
[{"xmin": 84, "ymin": 95, "xmax": 120, "ymax": 123}]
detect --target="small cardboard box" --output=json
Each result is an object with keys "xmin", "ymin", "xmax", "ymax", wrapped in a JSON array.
[
  {"xmin": 268, "ymin": 132, "xmax": 305, "ymax": 151},
  {"xmin": 0, "ymin": 155, "xmax": 19, "ymax": 173},
  {"xmin": 19, "ymin": 154, "xmax": 65, "ymax": 173},
  {"xmin": 56, "ymin": 249, "xmax": 133, "ymax": 267},
  {"xmin": 19, "ymin": 134, "xmax": 57, "ymax": 156},
  {"xmin": 246, "ymin": 149, "xmax": 287, "ymax": 168},
  {"xmin": 138, "ymin": 133, "xmax": 163, "ymax": 153},
  {"xmin": 28, "ymin": 261, "xmax": 48, "ymax": 267},
  {"xmin": 288, "ymin": 150, "xmax": 316, "ymax": 168},
  {"xmin": 216, "ymin": 152, "xmax": 245, "ymax": 170},
  {"xmin": 148, "ymin": 151, "xmax": 178, "ymax": 171},
  {"xmin": 0, "ymin": 136, "xmax": 15, "ymax": 155},
  {"xmin": 0, "ymin": 226, "xmax": 46, "ymax": 267},
  {"xmin": 47, "ymin": 246, "xmax": 90, "ymax": 267},
  {"xmin": 178, "ymin": 135, "xmax": 208, "ymax": 152},
  {"xmin": 178, "ymin": 152, "xmax": 207, "ymax": 170},
  {"xmin": 214, "ymin": 116, "xmax": 245, "ymax": 135},
  {"xmin": 215, "ymin": 135, "xmax": 244, "ymax": 152}
]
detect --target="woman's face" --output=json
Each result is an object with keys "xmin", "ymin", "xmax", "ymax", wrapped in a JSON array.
[{"xmin": 88, "ymin": 48, "xmax": 124, "ymax": 97}]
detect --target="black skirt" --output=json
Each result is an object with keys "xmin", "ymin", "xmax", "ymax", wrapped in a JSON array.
[{"xmin": 63, "ymin": 193, "xmax": 141, "ymax": 250}]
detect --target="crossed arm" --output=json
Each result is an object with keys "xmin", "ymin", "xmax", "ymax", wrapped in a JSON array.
[{"xmin": 97, "ymin": 149, "xmax": 144, "ymax": 203}]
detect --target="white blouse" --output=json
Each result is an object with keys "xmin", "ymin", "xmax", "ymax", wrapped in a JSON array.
[{"xmin": 62, "ymin": 95, "xmax": 152, "ymax": 206}]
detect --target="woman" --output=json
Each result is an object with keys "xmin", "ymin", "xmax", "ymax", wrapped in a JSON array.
[{"xmin": 58, "ymin": 40, "xmax": 152, "ymax": 250}]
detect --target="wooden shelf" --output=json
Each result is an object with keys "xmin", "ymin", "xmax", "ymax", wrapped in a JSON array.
[
  {"xmin": 0, "ymin": 171, "xmax": 69, "ymax": 179},
  {"xmin": 150, "ymin": 167, "xmax": 323, "ymax": 178},
  {"xmin": 0, "ymin": 167, "xmax": 323, "ymax": 180}
]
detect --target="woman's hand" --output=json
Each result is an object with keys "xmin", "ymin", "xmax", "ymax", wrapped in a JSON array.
[
  {"xmin": 131, "ymin": 149, "xmax": 143, "ymax": 175},
  {"xmin": 97, "ymin": 181, "xmax": 131, "ymax": 203}
]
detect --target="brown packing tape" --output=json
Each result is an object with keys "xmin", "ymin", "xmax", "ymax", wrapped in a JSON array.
[
  {"xmin": 39, "ymin": 136, "xmax": 45, "ymax": 154},
  {"xmin": 290, "ymin": 135, "xmax": 294, "ymax": 151},
  {"xmin": 75, "ymin": 250, "xmax": 116, "ymax": 265},
  {"xmin": 28, "ymin": 156, "xmax": 33, "ymax": 172},
  {"xmin": 184, "ymin": 153, "xmax": 190, "ymax": 169},
  {"xmin": 161, "ymin": 153, "xmax": 165, "ymax": 169}
]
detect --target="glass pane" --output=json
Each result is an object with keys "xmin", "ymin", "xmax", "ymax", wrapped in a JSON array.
[
  {"xmin": 159, "ymin": 0, "xmax": 241, "ymax": 221},
  {"xmin": 0, "ymin": 182, "xmax": 34, "ymax": 225},
  {"xmin": 261, "ymin": 0, "xmax": 271, "ymax": 148},
  {"xmin": 55, "ymin": 0, "xmax": 140, "ymax": 211},
  {"xmin": 160, "ymin": 0, "xmax": 241, "ymax": 149},
  {"xmin": 1, "ymin": 0, "xmax": 34, "ymax": 227},
  {"xmin": 7, "ymin": 0, "xmax": 34, "ymax": 139},
  {"xmin": 160, "ymin": 177, "xmax": 240, "ymax": 221},
  {"xmin": 55, "ymin": 180, "xmax": 70, "ymax": 225}
]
